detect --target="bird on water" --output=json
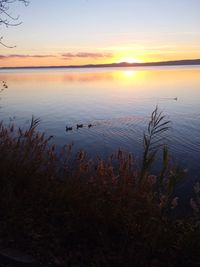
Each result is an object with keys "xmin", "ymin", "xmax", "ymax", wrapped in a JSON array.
[
  {"xmin": 77, "ymin": 124, "xmax": 83, "ymax": 129},
  {"xmin": 66, "ymin": 126, "xmax": 73, "ymax": 131}
]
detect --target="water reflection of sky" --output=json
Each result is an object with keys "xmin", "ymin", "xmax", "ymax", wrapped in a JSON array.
[{"xmin": 0, "ymin": 66, "xmax": 200, "ymax": 179}]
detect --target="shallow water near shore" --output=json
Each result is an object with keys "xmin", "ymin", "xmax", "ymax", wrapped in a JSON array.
[{"xmin": 0, "ymin": 65, "xmax": 200, "ymax": 181}]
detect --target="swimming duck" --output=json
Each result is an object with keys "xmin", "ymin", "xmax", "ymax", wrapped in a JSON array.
[
  {"xmin": 77, "ymin": 124, "xmax": 83, "ymax": 129},
  {"xmin": 66, "ymin": 126, "xmax": 73, "ymax": 131},
  {"xmin": 2, "ymin": 81, "xmax": 8, "ymax": 88}
]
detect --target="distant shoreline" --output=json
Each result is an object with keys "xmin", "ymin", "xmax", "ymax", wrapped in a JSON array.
[{"xmin": 0, "ymin": 59, "xmax": 200, "ymax": 70}]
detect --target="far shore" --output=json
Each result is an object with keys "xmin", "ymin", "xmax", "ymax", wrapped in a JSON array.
[{"xmin": 1, "ymin": 58, "xmax": 200, "ymax": 70}]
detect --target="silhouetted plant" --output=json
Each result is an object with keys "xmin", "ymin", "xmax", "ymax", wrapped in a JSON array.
[{"xmin": 141, "ymin": 106, "xmax": 170, "ymax": 183}]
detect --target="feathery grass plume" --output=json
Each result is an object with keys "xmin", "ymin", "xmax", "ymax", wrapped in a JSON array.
[{"xmin": 140, "ymin": 106, "xmax": 170, "ymax": 184}]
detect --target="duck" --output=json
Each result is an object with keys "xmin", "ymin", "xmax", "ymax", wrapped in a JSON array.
[
  {"xmin": 2, "ymin": 81, "xmax": 8, "ymax": 88},
  {"xmin": 88, "ymin": 124, "xmax": 92, "ymax": 128},
  {"xmin": 77, "ymin": 124, "xmax": 83, "ymax": 129},
  {"xmin": 66, "ymin": 126, "xmax": 73, "ymax": 131}
]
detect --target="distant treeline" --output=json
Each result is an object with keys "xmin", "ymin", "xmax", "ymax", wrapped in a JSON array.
[{"xmin": 1, "ymin": 58, "xmax": 200, "ymax": 70}]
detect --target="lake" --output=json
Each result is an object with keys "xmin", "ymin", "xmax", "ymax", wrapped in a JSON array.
[{"xmin": 0, "ymin": 66, "xmax": 200, "ymax": 181}]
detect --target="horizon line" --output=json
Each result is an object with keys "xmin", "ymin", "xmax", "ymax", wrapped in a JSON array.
[{"xmin": 1, "ymin": 58, "xmax": 200, "ymax": 70}]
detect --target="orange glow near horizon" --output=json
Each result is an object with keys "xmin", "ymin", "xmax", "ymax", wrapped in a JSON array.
[
  {"xmin": 0, "ymin": 49, "xmax": 200, "ymax": 68},
  {"xmin": 117, "ymin": 57, "xmax": 143, "ymax": 63}
]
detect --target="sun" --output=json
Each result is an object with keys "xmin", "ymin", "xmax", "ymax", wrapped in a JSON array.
[{"xmin": 118, "ymin": 57, "xmax": 142, "ymax": 63}]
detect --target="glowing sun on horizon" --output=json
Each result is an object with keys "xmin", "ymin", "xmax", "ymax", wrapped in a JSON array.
[{"xmin": 118, "ymin": 57, "xmax": 142, "ymax": 63}]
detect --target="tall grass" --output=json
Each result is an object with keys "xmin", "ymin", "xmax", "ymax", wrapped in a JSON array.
[
  {"xmin": 0, "ymin": 108, "xmax": 199, "ymax": 266},
  {"xmin": 140, "ymin": 106, "xmax": 171, "ymax": 183}
]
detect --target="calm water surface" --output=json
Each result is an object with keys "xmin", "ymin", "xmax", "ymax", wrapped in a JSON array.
[{"xmin": 0, "ymin": 66, "xmax": 200, "ymax": 180}]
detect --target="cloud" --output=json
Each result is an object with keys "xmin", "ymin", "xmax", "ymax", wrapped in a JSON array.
[
  {"xmin": 62, "ymin": 52, "xmax": 112, "ymax": 60},
  {"xmin": 0, "ymin": 52, "xmax": 113, "ymax": 61},
  {"xmin": 0, "ymin": 54, "xmax": 56, "ymax": 60}
]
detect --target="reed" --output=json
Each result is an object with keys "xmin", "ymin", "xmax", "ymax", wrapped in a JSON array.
[
  {"xmin": 140, "ymin": 106, "xmax": 170, "ymax": 182},
  {"xmin": 0, "ymin": 109, "xmax": 199, "ymax": 266}
]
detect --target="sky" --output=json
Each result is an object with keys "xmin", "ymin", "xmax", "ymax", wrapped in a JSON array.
[{"xmin": 0, "ymin": 0, "xmax": 200, "ymax": 67}]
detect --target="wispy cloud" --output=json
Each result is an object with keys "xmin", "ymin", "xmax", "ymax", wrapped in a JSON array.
[
  {"xmin": 62, "ymin": 52, "xmax": 112, "ymax": 60},
  {"xmin": 0, "ymin": 52, "xmax": 112, "ymax": 61},
  {"xmin": 0, "ymin": 54, "xmax": 56, "ymax": 60}
]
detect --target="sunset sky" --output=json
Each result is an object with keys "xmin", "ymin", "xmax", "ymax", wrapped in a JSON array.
[{"xmin": 0, "ymin": 0, "xmax": 200, "ymax": 67}]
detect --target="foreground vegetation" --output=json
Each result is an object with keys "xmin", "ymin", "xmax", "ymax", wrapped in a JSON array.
[{"xmin": 0, "ymin": 108, "xmax": 200, "ymax": 266}]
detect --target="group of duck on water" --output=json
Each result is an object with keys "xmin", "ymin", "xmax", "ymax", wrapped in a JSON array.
[
  {"xmin": 66, "ymin": 123, "xmax": 93, "ymax": 131},
  {"xmin": 65, "ymin": 97, "xmax": 178, "ymax": 132}
]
